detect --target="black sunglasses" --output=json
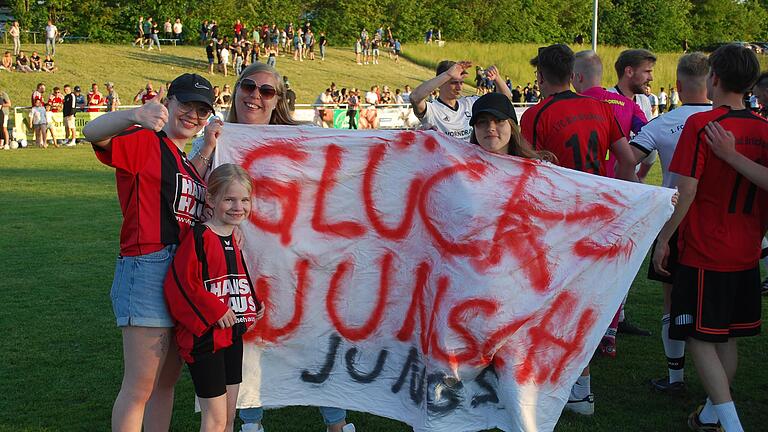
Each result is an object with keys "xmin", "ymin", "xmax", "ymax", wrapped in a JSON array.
[{"xmin": 238, "ymin": 79, "xmax": 278, "ymax": 100}]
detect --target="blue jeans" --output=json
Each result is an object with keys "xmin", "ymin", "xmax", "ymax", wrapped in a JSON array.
[{"xmin": 240, "ymin": 406, "xmax": 346, "ymax": 426}]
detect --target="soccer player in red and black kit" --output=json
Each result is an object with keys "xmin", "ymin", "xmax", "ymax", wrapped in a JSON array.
[
  {"xmin": 653, "ymin": 44, "xmax": 768, "ymax": 432},
  {"xmin": 84, "ymin": 73, "xmax": 219, "ymax": 431},
  {"xmin": 165, "ymin": 164, "xmax": 264, "ymax": 432},
  {"xmin": 521, "ymin": 44, "xmax": 638, "ymax": 182},
  {"xmin": 520, "ymin": 44, "xmax": 638, "ymax": 417}
]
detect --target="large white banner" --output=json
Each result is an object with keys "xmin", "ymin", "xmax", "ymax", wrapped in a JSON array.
[{"xmin": 214, "ymin": 124, "xmax": 674, "ymax": 432}]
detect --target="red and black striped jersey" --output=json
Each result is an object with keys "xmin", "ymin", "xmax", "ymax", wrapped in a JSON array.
[
  {"xmin": 670, "ymin": 106, "xmax": 768, "ymax": 271},
  {"xmin": 164, "ymin": 224, "xmax": 260, "ymax": 363},
  {"xmin": 94, "ymin": 126, "xmax": 206, "ymax": 256},
  {"xmin": 521, "ymin": 90, "xmax": 624, "ymax": 176}
]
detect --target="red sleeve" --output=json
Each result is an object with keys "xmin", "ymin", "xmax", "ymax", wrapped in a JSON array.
[
  {"xmin": 164, "ymin": 233, "xmax": 229, "ymax": 337},
  {"xmin": 93, "ymin": 127, "xmax": 151, "ymax": 173},
  {"xmin": 520, "ymin": 108, "xmax": 536, "ymax": 147},
  {"xmin": 669, "ymin": 116, "xmax": 706, "ymax": 179}
]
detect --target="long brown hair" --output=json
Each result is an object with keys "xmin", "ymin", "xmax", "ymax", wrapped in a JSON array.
[
  {"xmin": 227, "ymin": 62, "xmax": 297, "ymax": 125},
  {"xmin": 470, "ymin": 119, "xmax": 556, "ymax": 163}
]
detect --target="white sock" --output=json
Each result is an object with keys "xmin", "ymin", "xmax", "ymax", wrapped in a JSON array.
[
  {"xmin": 713, "ymin": 401, "xmax": 743, "ymax": 432},
  {"xmin": 661, "ymin": 314, "xmax": 685, "ymax": 383},
  {"xmin": 699, "ymin": 398, "xmax": 718, "ymax": 424},
  {"xmin": 570, "ymin": 375, "xmax": 591, "ymax": 400}
]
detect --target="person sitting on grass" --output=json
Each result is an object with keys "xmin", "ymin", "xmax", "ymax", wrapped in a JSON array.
[
  {"xmin": 0, "ymin": 51, "xmax": 12, "ymax": 71},
  {"xmin": 30, "ymin": 51, "xmax": 42, "ymax": 71},
  {"xmin": 15, "ymin": 51, "xmax": 33, "ymax": 72},
  {"xmin": 41, "ymin": 54, "xmax": 57, "ymax": 73}
]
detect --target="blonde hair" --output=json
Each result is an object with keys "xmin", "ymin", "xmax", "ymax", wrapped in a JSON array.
[
  {"xmin": 227, "ymin": 62, "xmax": 297, "ymax": 125},
  {"xmin": 206, "ymin": 164, "xmax": 253, "ymax": 201}
]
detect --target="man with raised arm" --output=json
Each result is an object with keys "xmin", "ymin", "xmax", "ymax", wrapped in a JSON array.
[{"xmin": 410, "ymin": 60, "xmax": 513, "ymax": 141}]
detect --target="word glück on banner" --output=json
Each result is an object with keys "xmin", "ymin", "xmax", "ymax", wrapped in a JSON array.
[{"xmin": 213, "ymin": 124, "xmax": 674, "ymax": 432}]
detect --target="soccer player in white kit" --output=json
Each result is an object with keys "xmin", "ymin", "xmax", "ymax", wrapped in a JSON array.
[
  {"xmin": 410, "ymin": 60, "xmax": 513, "ymax": 141},
  {"xmin": 627, "ymin": 52, "xmax": 712, "ymax": 395}
]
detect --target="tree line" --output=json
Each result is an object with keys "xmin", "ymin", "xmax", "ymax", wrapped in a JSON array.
[{"xmin": 9, "ymin": 0, "xmax": 768, "ymax": 51}]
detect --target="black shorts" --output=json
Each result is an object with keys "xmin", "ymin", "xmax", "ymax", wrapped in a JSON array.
[
  {"xmin": 669, "ymin": 264, "xmax": 762, "ymax": 342},
  {"xmin": 647, "ymin": 230, "xmax": 679, "ymax": 284},
  {"xmin": 187, "ymin": 338, "xmax": 244, "ymax": 398}
]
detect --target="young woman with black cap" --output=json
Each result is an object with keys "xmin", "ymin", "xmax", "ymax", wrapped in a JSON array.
[
  {"xmin": 469, "ymin": 92, "xmax": 555, "ymax": 161},
  {"xmin": 83, "ymin": 73, "xmax": 217, "ymax": 431}
]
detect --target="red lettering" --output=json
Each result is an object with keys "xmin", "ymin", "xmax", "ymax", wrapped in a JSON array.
[
  {"xmin": 423, "ymin": 134, "xmax": 438, "ymax": 151},
  {"xmin": 395, "ymin": 261, "xmax": 431, "ymax": 352},
  {"xmin": 432, "ymin": 298, "xmax": 499, "ymax": 367},
  {"xmin": 396, "ymin": 130, "xmax": 416, "ymax": 149},
  {"xmin": 363, "ymin": 143, "xmax": 422, "ymax": 240},
  {"xmin": 313, "ymin": 145, "xmax": 366, "ymax": 238},
  {"xmin": 515, "ymin": 292, "xmax": 596, "ymax": 384},
  {"xmin": 247, "ymin": 259, "xmax": 309, "ymax": 343},
  {"xmin": 418, "ymin": 161, "xmax": 487, "ymax": 257},
  {"xmin": 394, "ymin": 263, "xmax": 449, "ymax": 357},
  {"xmin": 326, "ymin": 253, "xmax": 392, "ymax": 341},
  {"xmin": 241, "ymin": 144, "xmax": 308, "ymax": 245},
  {"xmin": 479, "ymin": 165, "xmax": 552, "ymax": 292}
]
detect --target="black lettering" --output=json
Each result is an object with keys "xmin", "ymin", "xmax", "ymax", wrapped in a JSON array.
[
  {"xmin": 344, "ymin": 347, "xmax": 388, "ymax": 384},
  {"xmin": 300, "ymin": 333, "xmax": 341, "ymax": 384},
  {"xmin": 427, "ymin": 373, "xmax": 463, "ymax": 414},
  {"xmin": 471, "ymin": 363, "xmax": 500, "ymax": 408},
  {"xmin": 391, "ymin": 347, "xmax": 426, "ymax": 405}
]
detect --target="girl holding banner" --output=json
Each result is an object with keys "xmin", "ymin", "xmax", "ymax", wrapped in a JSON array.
[
  {"xmin": 192, "ymin": 62, "xmax": 355, "ymax": 432},
  {"xmin": 468, "ymin": 92, "xmax": 554, "ymax": 161},
  {"xmin": 164, "ymin": 164, "xmax": 265, "ymax": 432},
  {"xmin": 83, "ymin": 73, "xmax": 217, "ymax": 431}
]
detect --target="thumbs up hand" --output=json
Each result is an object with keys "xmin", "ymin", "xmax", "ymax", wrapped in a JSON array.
[{"xmin": 132, "ymin": 87, "xmax": 168, "ymax": 132}]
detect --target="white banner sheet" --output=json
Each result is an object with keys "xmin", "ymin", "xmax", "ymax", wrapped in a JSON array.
[{"xmin": 213, "ymin": 124, "xmax": 674, "ymax": 432}]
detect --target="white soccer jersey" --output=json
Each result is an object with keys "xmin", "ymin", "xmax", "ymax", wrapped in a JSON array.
[
  {"xmin": 419, "ymin": 96, "xmax": 478, "ymax": 141},
  {"xmin": 629, "ymin": 103, "xmax": 712, "ymax": 188}
]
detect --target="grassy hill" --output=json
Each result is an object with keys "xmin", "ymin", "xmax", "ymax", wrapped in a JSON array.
[{"xmin": 0, "ymin": 42, "xmax": 437, "ymax": 107}]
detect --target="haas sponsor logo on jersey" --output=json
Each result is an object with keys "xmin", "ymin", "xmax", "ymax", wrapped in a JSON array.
[
  {"xmin": 205, "ymin": 274, "xmax": 257, "ymax": 314},
  {"xmin": 174, "ymin": 173, "xmax": 206, "ymax": 220}
]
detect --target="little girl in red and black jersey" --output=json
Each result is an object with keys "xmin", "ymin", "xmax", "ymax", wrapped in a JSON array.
[{"xmin": 164, "ymin": 163, "xmax": 264, "ymax": 432}]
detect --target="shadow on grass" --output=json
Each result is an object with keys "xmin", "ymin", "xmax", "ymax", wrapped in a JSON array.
[{"xmin": 123, "ymin": 51, "xmax": 204, "ymax": 72}]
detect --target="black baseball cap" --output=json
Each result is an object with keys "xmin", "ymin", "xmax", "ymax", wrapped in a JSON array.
[
  {"xmin": 167, "ymin": 73, "xmax": 215, "ymax": 110},
  {"xmin": 469, "ymin": 93, "xmax": 518, "ymax": 126}
]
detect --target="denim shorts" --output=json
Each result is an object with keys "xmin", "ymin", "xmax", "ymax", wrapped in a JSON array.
[{"xmin": 110, "ymin": 244, "xmax": 177, "ymax": 328}]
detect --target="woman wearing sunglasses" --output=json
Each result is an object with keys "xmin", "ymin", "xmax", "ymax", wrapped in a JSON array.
[
  {"xmin": 192, "ymin": 62, "xmax": 355, "ymax": 432},
  {"xmin": 83, "ymin": 73, "xmax": 217, "ymax": 431}
]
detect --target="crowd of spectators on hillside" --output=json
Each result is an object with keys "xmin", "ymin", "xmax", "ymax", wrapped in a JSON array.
[{"xmin": 1, "ymin": 20, "xmax": 61, "ymax": 73}]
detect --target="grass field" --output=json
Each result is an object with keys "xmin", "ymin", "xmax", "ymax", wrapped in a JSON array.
[
  {"xmin": 402, "ymin": 42, "xmax": 768, "ymax": 93},
  {"xmin": 1, "ymin": 145, "xmax": 767, "ymax": 431},
  {"xmin": 1, "ymin": 40, "xmax": 768, "ymax": 431}
]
